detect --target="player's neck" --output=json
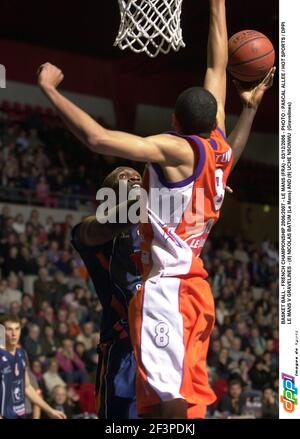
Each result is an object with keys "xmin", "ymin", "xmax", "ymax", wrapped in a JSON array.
[{"xmin": 6, "ymin": 344, "xmax": 17, "ymax": 355}]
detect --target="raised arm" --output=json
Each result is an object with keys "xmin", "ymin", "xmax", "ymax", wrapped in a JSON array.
[
  {"xmin": 37, "ymin": 64, "xmax": 186, "ymax": 165},
  {"xmin": 79, "ymin": 199, "xmax": 138, "ymax": 247},
  {"xmin": 204, "ymin": 0, "xmax": 228, "ymax": 134},
  {"xmin": 228, "ymin": 67, "xmax": 276, "ymax": 170}
]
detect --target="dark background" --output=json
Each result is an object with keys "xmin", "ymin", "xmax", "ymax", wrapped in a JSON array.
[{"xmin": 0, "ymin": 0, "xmax": 279, "ymax": 132}]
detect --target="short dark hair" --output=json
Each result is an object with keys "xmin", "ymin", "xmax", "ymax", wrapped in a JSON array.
[
  {"xmin": 102, "ymin": 167, "xmax": 131, "ymax": 190},
  {"xmin": 0, "ymin": 315, "xmax": 22, "ymax": 326},
  {"xmin": 174, "ymin": 87, "xmax": 217, "ymax": 135},
  {"xmin": 229, "ymin": 379, "xmax": 242, "ymax": 388}
]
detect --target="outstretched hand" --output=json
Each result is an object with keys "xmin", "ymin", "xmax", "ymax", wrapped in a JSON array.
[
  {"xmin": 37, "ymin": 63, "xmax": 64, "ymax": 91},
  {"xmin": 233, "ymin": 67, "xmax": 276, "ymax": 110},
  {"xmin": 49, "ymin": 409, "xmax": 67, "ymax": 419}
]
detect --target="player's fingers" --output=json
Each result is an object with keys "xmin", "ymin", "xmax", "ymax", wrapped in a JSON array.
[
  {"xmin": 263, "ymin": 66, "xmax": 276, "ymax": 87},
  {"xmin": 36, "ymin": 62, "xmax": 51, "ymax": 76}
]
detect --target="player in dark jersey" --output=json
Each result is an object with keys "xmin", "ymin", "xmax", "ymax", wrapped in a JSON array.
[
  {"xmin": 0, "ymin": 315, "xmax": 66, "ymax": 419},
  {"xmin": 71, "ymin": 166, "xmax": 142, "ymax": 419}
]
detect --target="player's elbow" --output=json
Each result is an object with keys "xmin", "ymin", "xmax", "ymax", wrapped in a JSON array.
[
  {"xmin": 86, "ymin": 130, "xmax": 110, "ymax": 154},
  {"xmin": 86, "ymin": 135, "xmax": 103, "ymax": 153}
]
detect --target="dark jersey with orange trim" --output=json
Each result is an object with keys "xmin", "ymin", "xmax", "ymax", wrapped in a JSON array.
[{"xmin": 71, "ymin": 224, "xmax": 141, "ymax": 343}]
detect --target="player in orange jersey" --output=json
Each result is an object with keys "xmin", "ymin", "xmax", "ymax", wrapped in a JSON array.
[{"xmin": 37, "ymin": 0, "xmax": 275, "ymax": 419}]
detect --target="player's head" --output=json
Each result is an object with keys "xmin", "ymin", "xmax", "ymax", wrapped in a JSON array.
[
  {"xmin": 0, "ymin": 315, "xmax": 22, "ymax": 350},
  {"xmin": 102, "ymin": 167, "xmax": 142, "ymax": 194},
  {"xmin": 173, "ymin": 87, "xmax": 217, "ymax": 136}
]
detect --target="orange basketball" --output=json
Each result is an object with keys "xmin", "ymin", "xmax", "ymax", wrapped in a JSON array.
[{"xmin": 227, "ymin": 30, "xmax": 275, "ymax": 82}]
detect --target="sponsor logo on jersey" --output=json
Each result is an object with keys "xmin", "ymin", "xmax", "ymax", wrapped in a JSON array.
[
  {"xmin": 13, "ymin": 386, "xmax": 22, "ymax": 402},
  {"xmin": 2, "ymin": 366, "xmax": 12, "ymax": 374},
  {"xmin": 14, "ymin": 404, "xmax": 26, "ymax": 416}
]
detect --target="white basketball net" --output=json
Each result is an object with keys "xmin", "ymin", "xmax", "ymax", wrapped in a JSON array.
[{"xmin": 114, "ymin": 0, "xmax": 185, "ymax": 58}]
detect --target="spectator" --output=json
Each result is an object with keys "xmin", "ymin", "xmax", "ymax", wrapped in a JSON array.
[
  {"xmin": 56, "ymin": 322, "xmax": 70, "ymax": 344},
  {"xmin": 229, "ymin": 337, "xmax": 243, "ymax": 363},
  {"xmin": 220, "ymin": 328, "xmax": 235, "ymax": 350},
  {"xmin": 261, "ymin": 386, "xmax": 279, "ymax": 418},
  {"xmin": 19, "ymin": 246, "xmax": 39, "ymax": 275},
  {"xmin": 208, "ymin": 339, "xmax": 222, "ymax": 369},
  {"xmin": 42, "ymin": 359, "xmax": 67, "ymax": 395},
  {"xmin": 68, "ymin": 267, "xmax": 86, "ymax": 291},
  {"xmin": 217, "ymin": 379, "xmax": 247, "ymax": 417},
  {"xmin": 215, "ymin": 348, "xmax": 230, "ymax": 380},
  {"xmin": 74, "ymin": 342, "xmax": 87, "ymax": 366},
  {"xmin": 23, "ymin": 323, "xmax": 43, "ymax": 363},
  {"xmin": 40, "ymin": 324, "xmax": 59, "ymax": 358},
  {"xmin": 68, "ymin": 311, "xmax": 81, "ymax": 337},
  {"xmin": 249, "ymin": 326, "xmax": 266, "ymax": 357},
  {"xmin": 0, "ymin": 279, "xmax": 10, "ymax": 314},
  {"xmin": 76, "ymin": 321, "xmax": 94, "ymax": 350},
  {"xmin": 12, "ymin": 213, "xmax": 26, "ymax": 234},
  {"xmin": 1, "ymin": 275, "xmax": 22, "ymax": 308},
  {"xmin": 31, "ymin": 359, "xmax": 44, "ymax": 387},
  {"xmin": 36, "ymin": 175, "xmax": 51, "ymax": 207},
  {"xmin": 33, "ymin": 268, "xmax": 56, "ymax": 308},
  {"xmin": 9, "ymin": 300, "xmax": 21, "ymax": 318},
  {"xmin": 20, "ymin": 294, "xmax": 35, "ymax": 322},
  {"xmin": 215, "ymin": 299, "xmax": 229, "ymax": 326},
  {"xmin": 56, "ymin": 338, "xmax": 89, "ymax": 384},
  {"xmin": 43, "ymin": 385, "xmax": 80, "ymax": 419},
  {"xmin": 55, "ymin": 250, "xmax": 73, "ymax": 275},
  {"xmin": 249, "ymin": 358, "xmax": 272, "ymax": 391}
]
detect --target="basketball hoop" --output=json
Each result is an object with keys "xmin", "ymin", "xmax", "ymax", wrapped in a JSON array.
[{"xmin": 114, "ymin": 0, "xmax": 185, "ymax": 58}]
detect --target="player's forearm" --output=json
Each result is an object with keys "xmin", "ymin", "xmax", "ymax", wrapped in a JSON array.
[
  {"xmin": 32, "ymin": 404, "xmax": 41, "ymax": 419},
  {"xmin": 25, "ymin": 384, "xmax": 54, "ymax": 416},
  {"xmin": 41, "ymin": 85, "xmax": 108, "ymax": 150},
  {"xmin": 80, "ymin": 200, "xmax": 138, "ymax": 246},
  {"xmin": 207, "ymin": 0, "xmax": 228, "ymax": 70},
  {"xmin": 228, "ymin": 106, "xmax": 257, "ymax": 170}
]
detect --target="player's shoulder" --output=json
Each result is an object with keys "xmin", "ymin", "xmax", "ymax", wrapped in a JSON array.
[
  {"xmin": 147, "ymin": 133, "xmax": 193, "ymax": 164},
  {"xmin": 0, "ymin": 347, "xmax": 7, "ymax": 359},
  {"xmin": 209, "ymin": 127, "xmax": 231, "ymax": 152},
  {"xmin": 0, "ymin": 348, "xmax": 11, "ymax": 368}
]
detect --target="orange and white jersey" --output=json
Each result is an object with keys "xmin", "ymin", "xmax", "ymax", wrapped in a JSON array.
[
  {"xmin": 140, "ymin": 128, "xmax": 233, "ymax": 281},
  {"xmin": 130, "ymin": 128, "xmax": 233, "ymax": 416}
]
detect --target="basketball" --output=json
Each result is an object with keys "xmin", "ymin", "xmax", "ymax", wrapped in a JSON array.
[{"xmin": 227, "ymin": 30, "xmax": 275, "ymax": 82}]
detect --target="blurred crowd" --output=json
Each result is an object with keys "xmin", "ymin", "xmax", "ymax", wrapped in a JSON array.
[
  {"xmin": 0, "ymin": 203, "xmax": 279, "ymax": 418},
  {"xmin": 0, "ymin": 101, "xmax": 277, "ymax": 208},
  {"xmin": 203, "ymin": 235, "xmax": 279, "ymax": 418},
  {"xmin": 0, "ymin": 103, "xmax": 135, "ymax": 209},
  {"xmin": 0, "ymin": 205, "xmax": 100, "ymax": 417}
]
